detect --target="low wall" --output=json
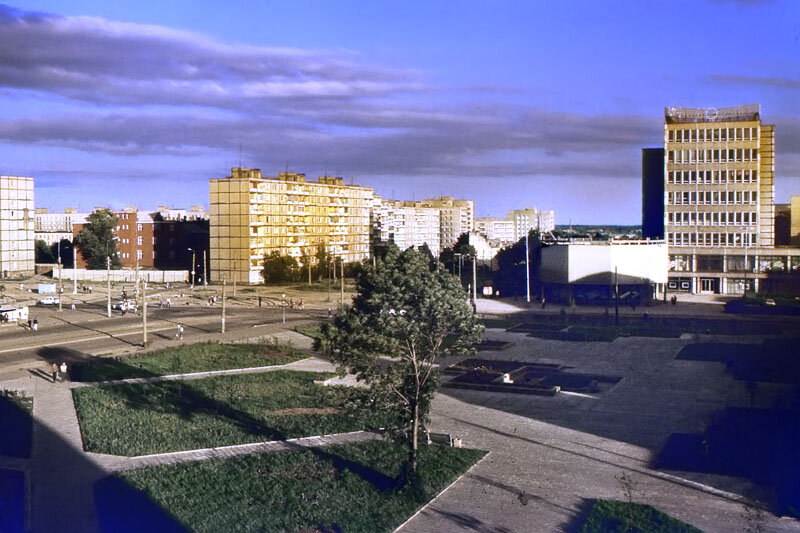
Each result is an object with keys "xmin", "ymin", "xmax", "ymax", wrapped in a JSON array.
[{"xmin": 52, "ymin": 269, "xmax": 188, "ymax": 283}]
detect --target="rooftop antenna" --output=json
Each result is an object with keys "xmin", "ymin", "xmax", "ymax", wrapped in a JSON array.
[
  {"xmin": 285, "ymin": 161, "xmax": 288, "ymax": 174},
  {"xmin": 238, "ymin": 141, "xmax": 242, "ymax": 169}
]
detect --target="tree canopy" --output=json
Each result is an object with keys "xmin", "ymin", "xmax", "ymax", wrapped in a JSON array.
[
  {"xmin": 316, "ymin": 247, "xmax": 483, "ymax": 487},
  {"xmin": 74, "ymin": 209, "xmax": 121, "ymax": 269},
  {"xmin": 261, "ymin": 251, "xmax": 300, "ymax": 284}
]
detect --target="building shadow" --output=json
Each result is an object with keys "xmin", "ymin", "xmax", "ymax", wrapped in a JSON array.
[{"xmin": 439, "ymin": 313, "xmax": 800, "ymax": 519}]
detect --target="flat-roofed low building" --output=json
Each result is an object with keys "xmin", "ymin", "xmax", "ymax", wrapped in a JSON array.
[
  {"xmin": 0, "ymin": 175, "xmax": 35, "ymax": 277},
  {"xmin": 210, "ymin": 168, "xmax": 373, "ymax": 284},
  {"xmin": 539, "ymin": 240, "xmax": 668, "ymax": 305}
]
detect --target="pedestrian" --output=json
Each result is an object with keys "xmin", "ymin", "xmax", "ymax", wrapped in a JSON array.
[
  {"xmin": 258, "ymin": 296, "xmax": 262, "ymax": 307},
  {"xmin": 328, "ymin": 308, "xmax": 332, "ymax": 319},
  {"xmin": 59, "ymin": 362, "xmax": 67, "ymax": 382},
  {"xmin": 299, "ymin": 298, "xmax": 304, "ymax": 309},
  {"xmin": 51, "ymin": 362, "xmax": 58, "ymax": 383},
  {"xmin": 28, "ymin": 318, "xmax": 32, "ymax": 330},
  {"xmin": 167, "ymin": 297, "xmax": 172, "ymax": 308},
  {"xmin": 176, "ymin": 324, "xmax": 184, "ymax": 340},
  {"xmin": 541, "ymin": 297, "xmax": 547, "ymax": 309},
  {"xmin": 70, "ymin": 303, "xmax": 76, "ymax": 311},
  {"xmin": 32, "ymin": 319, "xmax": 38, "ymax": 332}
]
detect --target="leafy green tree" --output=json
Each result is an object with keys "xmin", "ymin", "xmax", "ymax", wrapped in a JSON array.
[
  {"xmin": 316, "ymin": 247, "xmax": 483, "ymax": 489},
  {"xmin": 314, "ymin": 242, "xmax": 333, "ymax": 281},
  {"xmin": 34, "ymin": 240, "xmax": 55, "ymax": 263},
  {"xmin": 74, "ymin": 209, "xmax": 121, "ymax": 269},
  {"xmin": 261, "ymin": 251, "xmax": 299, "ymax": 284}
]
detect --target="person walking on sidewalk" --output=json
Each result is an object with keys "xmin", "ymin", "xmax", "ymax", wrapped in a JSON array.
[
  {"xmin": 176, "ymin": 324, "xmax": 184, "ymax": 340},
  {"xmin": 51, "ymin": 363, "xmax": 58, "ymax": 383}
]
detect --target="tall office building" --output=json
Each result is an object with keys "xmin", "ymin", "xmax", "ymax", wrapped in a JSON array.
[
  {"xmin": 662, "ymin": 104, "xmax": 799, "ymax": 294},
  {"xmin": 210, "ymin": 168, "xmax": 373, "ymax": 284},
  {"xmin": 641, "ymin": 148, "xmax": 665, "ymax": 239},
  {"xmin": 475, "ymin": 217, "xmax": 516, "ymax": 244},
  {"xmin": 0, "ymin": 175, "xmax": 35, "ymax": 277}
]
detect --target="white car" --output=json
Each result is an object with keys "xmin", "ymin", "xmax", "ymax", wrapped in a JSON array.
[
  {"xmin": 113, "ymin": 299, "xmax": 137, "ymax": 312},
  {"xmin": 38, "ymin": 296, "xmax": 60, "ymax": 305}
]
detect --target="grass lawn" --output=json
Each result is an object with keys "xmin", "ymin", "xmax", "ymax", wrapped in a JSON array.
[
  {"xmin": 0, "ymin": 393, "xmax": 32, "ymax": 458},
  {"xmin": 107, "ymin": 440, "xmax": 485, "ymax": 532},
  {"xmin": 580, "ymin": 499, "xmax": 703, "ymax": 532},
  {"xmin": 295, "ymin": 323, "xmax": 323, "ymax": 343},
  {"xmin": 73, "ymin": 370, "xmax": 394, "ymax": 456},
  {"xmin": 70, "ymin": 342, "xmax": 307, "ymax": 382}
]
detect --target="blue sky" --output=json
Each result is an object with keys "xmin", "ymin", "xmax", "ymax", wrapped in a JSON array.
[{"xmin": 1, "ymin": 0, "xmax": 799, "ymax": 223}]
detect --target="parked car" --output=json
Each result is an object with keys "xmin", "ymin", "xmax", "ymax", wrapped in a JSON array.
[
  {"xmin": 112, "ymin": 299, "xmax": 137, "ymax": 312},
  {"xmin": 38, "ymin": 296, "xmax": 60, "ymax": 305}
]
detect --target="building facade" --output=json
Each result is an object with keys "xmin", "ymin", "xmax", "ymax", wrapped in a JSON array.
[
  {"xmin": 662, "ymin": 104, "xmax": 800, "ymax": 294},
  {"xmin": 0, "ymin": 175, "xmax": 35, "ymax": 277},
  {"xmin": 509, "ymin": 207, "xmax": 555, "ymax": 240},
  {"xmin": 417, "ymin": 197, "xmax": 474, "ymax": 248},
  {"xmin": 372, "ymin": 197, "xmax": 441, "ymax": 255},
  {"xmin": 475, "ymin": 217, "xmax": 516, "ymax": 244},
  {"xmin": 34, "ymin": 207, "xmax": 88, "ymax": 246},
  {"xmin": 210, "ymin": 168, "xmax": 373, "ymax": 284}
]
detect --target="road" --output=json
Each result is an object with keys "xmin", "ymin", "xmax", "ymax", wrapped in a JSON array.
[{"xmin": 0, "ymin": 300, "xmax": 325, "ymax": 374}]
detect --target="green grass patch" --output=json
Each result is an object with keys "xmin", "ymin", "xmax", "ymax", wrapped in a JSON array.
[
  {"xmin": 71, "ymin": 342, "xmax": 307, "ymax": 382},
  {"xmin": 479, "ymin": 317, "xmax": 518, "ymax": 329},
  {"xmin": 73, "ymin": 370, "xmax": 394, "ymax": 456},
  {"xmin": 111, "ymin": 440, "xmax": 485, "ymax": 532},
  {"xmin": 295, "ymin": 323, "xmax": 323, "ymax": 342},
  {"xmin": 580, "ymin": 499, "xmax": 703, "ymax": 532},
  {"xmin": 0, "ymin": 392, "xmax": 33, "ymax": 458}
]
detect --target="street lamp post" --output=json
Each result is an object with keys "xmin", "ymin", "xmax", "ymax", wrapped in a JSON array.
[
  {"xmin": 142, "ymin": 279, "xmax": 148, "ymax": 347},
  {"xmin": 203, "ymin": 249, "xmax": 208, "ymax": 287},
  {"xmin": 282, "ymin": 293, "xmax": 286, "ymax": 324},
  {"xmin": 525, "ymin": 232, "xmax": 531, "ymax": 305},
  {"xmin": 187, "ymin": 248, "xmax": 195, "ymax": 290},
  {"xmin": 107, "ymin": 255, "xmax": 111, "ymax": 318}
]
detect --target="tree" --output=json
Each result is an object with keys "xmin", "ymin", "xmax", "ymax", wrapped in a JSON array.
[
  {"xmin": 34, "ymin": 240, "xmax": 55, "ymax": 263},
  {"xmin": 74, "ymin": 209, "xmax": 121, "ymax": 269},
  {"xmin": 314, "ymin": 243, "xmax": 333, "ymax": 281},
  {"xmin": 316, "ymin": 247, "xmax": 483, "ymax": 490},
  {"xmin": 261, "ymin": 251, "xmax": 299, "ymax": 284}
]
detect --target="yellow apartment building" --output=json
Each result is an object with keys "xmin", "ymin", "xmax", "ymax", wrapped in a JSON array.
[{"xmin": 210, "ymin": 168, "xmax": 373, "ymax": 284}]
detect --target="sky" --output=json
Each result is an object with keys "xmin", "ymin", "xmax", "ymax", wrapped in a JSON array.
[{"xmin": 1, "ymin": 0, "xmax": 799, "ymax": 224}]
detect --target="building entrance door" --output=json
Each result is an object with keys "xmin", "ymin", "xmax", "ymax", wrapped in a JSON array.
[{"xmin": 700, "ymin": 278, "xmax": 718, "ymax": 294}]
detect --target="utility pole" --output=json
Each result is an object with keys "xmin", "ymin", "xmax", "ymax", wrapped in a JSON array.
[
  {"xmin": 57, "ymin": 255, "xmax": 63, "ymax": 312},
  {"xmin": 188, "ymin": 248, "xmax": 195, "ymax": 290},
  {"xmin": 614, "ymin": 266, "xmax": 620, "ymax": 326},
  {"xmin": 203, "ymin": 249, "xmax": 208, "ymax": 287},
  {"xmin": 308, "ymin": 248, "xmax": 312, "ymax": 286},
  {"xmin": 72, "ymin": 246, "xmax": 77, "ymax": 294},
  {"xmin": 107, "ymin": 255, "xmax": 111, "ymax": 318},
  {"xmin": 142, "ymin": 279, "xmax": 148, "ymax": 347},
  {"xmin": 282, "ymin": 293, "xmax": 286, "ymax": 324},
  {"xmin": 221, "ymin": 279, "xmax": 227, "ymax": 333},
  {"xmin": 340, "ymin": 257, "xmax": 344, "ymax": 306},
  {"xmin": 472, "ymin": 255, "xmax": 477, "ymax": 314},
  {"xmin": 525, "ymin": 232, "xmax": 531, "ymax": 305},
  {"xmin": 233, "ymin": 278, "xmax": 237, "ymax": 298}
]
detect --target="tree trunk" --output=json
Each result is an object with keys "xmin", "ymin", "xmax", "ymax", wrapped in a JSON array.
[{"xmin": 409, "ymin": 399, "xmax": 419, "ymax": 473}]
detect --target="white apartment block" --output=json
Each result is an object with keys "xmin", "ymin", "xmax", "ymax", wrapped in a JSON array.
[
  {"xmin": 372, "ymin": 197, "xmax": 441, "ymax": 255},
  {"xmin": 417, "ymin": 197, "xmax": 474, "ymax": 248},
  {"xmin": 156, "ymin": 205, "xmax": 208, "ymax": 221},
  {"xmin": 509, "ymin": 207, "xmax": 555, "ymax": 240},
  {"xmin": 34, "ymin": 207, "xmax": 88, "ymax": 246},
  {"xmin": 0, "ymin": 175, "xmax": 35, "ymax": 277},
  {"xmin": 475, "ymin": 217, "xmax": 516, "ymax": 244},
  {"xmin": 210, "ymin": 168, "xmax": 373, "ymax": 284}
]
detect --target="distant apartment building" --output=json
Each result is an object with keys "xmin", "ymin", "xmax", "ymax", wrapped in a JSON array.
[
  {"xmin": 508, "ymin": 207, "xmax": 555, "ymax": 240},
  {"xmin": 156, "ymin": 205, "xmax": 208, "ymax": 221},
  {"xmin": 0, "ymin": 175, "xmax": 35, "ymax": 277},
  {"xmin": 655, "ymin": 104, "xmax": 800, "ymax": 294},
  {"xmin": 475, "ymin": 217, "xmax": 515, "ymax": 244},
  {"xmin": 372, "ymin": 197, "xmax": 441, "ymax": 255},
  {"xmin": 34, "ymin": 207, "xmax": 87, "ymax": 245},
  {"xmin": 417, "ymin": 197, "xmax": 474, "ymax": 248},
  {"xmin": 210, "ymin": 168, "xmax": 373, "ymax": 284}
]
